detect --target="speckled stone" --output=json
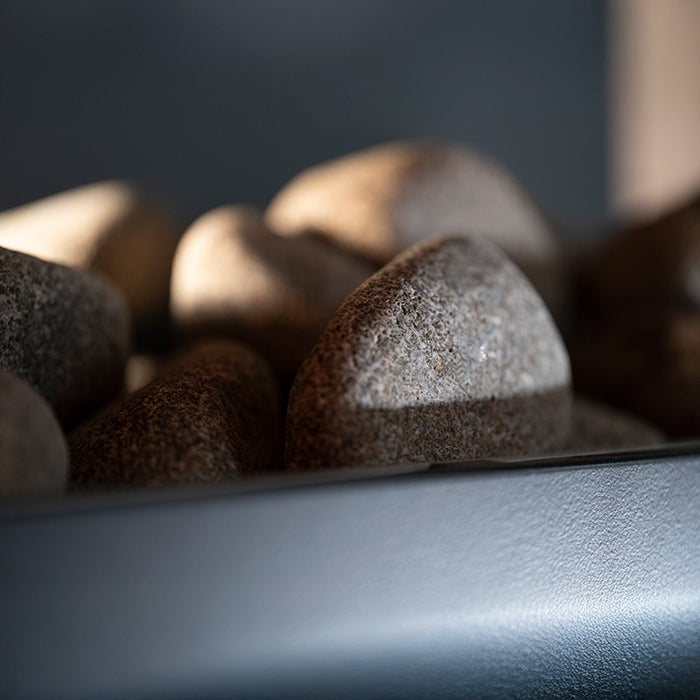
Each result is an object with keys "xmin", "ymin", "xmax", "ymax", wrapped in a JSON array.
[
  {"xmin": 69, "ymin": 341, "xmax": 283, "ymax": 490},
  {"xmin": 0, "ymin": 246, "xmax": 130, "ymax": 427},
  {"xmin": 562, "ymin": 397, "xmax": 664, "ymax": 455},
  {"xmin": 582, "ymin": 191, "xmax": 700, "ymax": 313},
  {"xmin": 0, "ymin": 181, "xmax": 180, "ymax": 331},
  {"xmin": 571, "ymin": 310, "xmax": 700, "ymax": 439},
  {"xmin": 170, "ymin": 205, "xmax": 376, "ymax": 382},
  {"xmin": 285, "ymin": 237, "xmax": 572, "ymax": 471},
  {"xmin": 0, "ymin": 370, "xmax": 68, "ymax": 498},
  {"xmin": 266, "ymin": 140, "xmax": 566, "ymax": 316}
]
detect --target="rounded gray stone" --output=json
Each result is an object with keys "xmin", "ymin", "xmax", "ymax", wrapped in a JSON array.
[
  {"xmin": 0, "ymin": 181, "xmax": 180, "ymax": 330},
  {"xmin": 266, "ymin": 140, "xmax": 566, "ymax": 316},
  {"xmin": 69, "ymin": 340, "xmax": 283, "ymax": 491},
  {"xmin": 285, "ymin": 237, "xmax": 572, "ymax": 471},
  {"xmin": 0, "ymin": 370, "xmax": 68, "ymax": 498},
  {"xmin": 0, "ymin": 246, "xmax": 130, "ymax": 426},
  {"xmin": 170, "ymin": 205, "xmax": 376, "ymax": 382}
]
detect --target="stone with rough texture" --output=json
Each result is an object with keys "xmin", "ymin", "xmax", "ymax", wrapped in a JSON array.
[
  {"xmin": 69, "ymin": 341, "xmax": 283, "ymax": 490},
  {"xmin": 266, "ymin": 140, "xmax": 566, "ymax": 316},
  {"xmin": 170, "ymin": 205, "xmax": 376, "ymax": 381},
  {"xmin": 583, "ymin": 191, "xmax": 700, "ymax": 313},
  {"xmin": 571, "ymin": 310, "xmax": 700, "ymax": 439},
  {"xmin": 0, "ymin": 370, "xmax": 68, "ymax": 498},
  {"xmin": 0, "ymin": 181, "xmax": 179, "ymax": 331},
  {"xmin": 285, "ymin": 237, "xmax": 572, "ymax": 471},
  {"xmin": 0, "ymin": 246, "xmax": 130, "ymax": 427},
  {"xmin": 562, "ymin": 397, "xmax": 664, "ymax": 455}
]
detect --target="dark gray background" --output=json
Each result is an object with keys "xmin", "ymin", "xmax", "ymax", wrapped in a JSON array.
[{"xmin": 0, "ymin": 1, "xmax": 607, "ymax": 234}]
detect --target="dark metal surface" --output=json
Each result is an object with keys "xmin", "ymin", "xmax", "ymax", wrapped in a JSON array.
[
  {"xmin": 1, "ymin": 446, "xmax": 700, "ymax": 698},
  {"xmin": 0, "ymin": 1, "xmax": 607, "ymax": 228}
]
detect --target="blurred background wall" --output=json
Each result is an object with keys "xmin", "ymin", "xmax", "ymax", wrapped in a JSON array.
[
  {"xmin": 0, "ymin": 0, "xmax": 607, "ymax": 235},
  {"xmin": 610, "ymin": 0, "xmax": 700, "ymax": 221}
]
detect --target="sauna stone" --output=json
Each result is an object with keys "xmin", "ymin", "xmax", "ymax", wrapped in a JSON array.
[
  {"xmin": 266, "ymin": 140, "xmax": 566, "ymax": 316},
  {"xmin": 563, "ymin": 397, "xmax": 664, "ymax": 455},
  {"xmin": 170, "ymin": 205, "xmax": 376, "ymax": 381},
  {"xmin": 583, "ymin": 191, "xmax": 700, "ymax": 313},
  {"xmin": 285, "ymin": 237, "xmax": 572, "ymax": 470},
  {"xmin": 69, "ymin": 341, "xmax": 283, "ymax": 490},
  {"xmin": 0, "ymin": 246, "xmax": 130, "ymax": 426},
  {"xmin": 125, "ymin": 354, "xmax": 160, "ymax": 394},
  {"xmin": 571, "ymin": 310, "xmax": 700, "ymax": 439},
  {"xmin": 0, "ymin": 181, "xmax": 179, "ymax": 330},
  {"xmin": 0, "ymin": 370, "xmax": 68, "ymax": 498}
]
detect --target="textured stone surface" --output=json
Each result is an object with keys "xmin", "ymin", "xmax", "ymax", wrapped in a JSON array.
[
  {"xmin": 266, "ymin": 140, "xmax": 566, "ymax": 316},
  {"xmin": 170, "ymin": 205, "xmax": 376, "ymax": 381},
  {"xmin": 571, "ymin": 310, "xmax": 700, "ymax": 439},
  {"xmin": 0, "ymin": 246, "xmax": 130, "ymax": 426},
  {"xmin": 69, "ymin": 341, "xmax": 283, "ymax": 490},
  {"xmin": 285, "ymin": 237, "xmax": 572, "ymax": 470},
  {"xmin": 0, "ymin": 370, "xmax": 68, "ymax": 498},
  {"xmin": 562, "ymin": 397, "xmax": 664, "ymax": 455},
  {"xmin": 582, "ymin": 191, "xmax": 700, "ymax": 313},
  {"xmin": 0, "ymin": 181, "xmax": 179, "ymax": 330}
]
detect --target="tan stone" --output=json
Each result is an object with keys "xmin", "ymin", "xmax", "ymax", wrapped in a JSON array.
[
  {"xmin": 125, "ymin": 354, "xmax": 160, "ymax": 394},
  {"xmin": 0, "ymin": 181, "xmax": 179, "ymax": 329},
  {"xmin": 170, "ymin": 205, "xmax": 376, "ymax": 381},
  {"xmin": 266, "ymin": 140, "xmax": 566, "ymax": 315}
]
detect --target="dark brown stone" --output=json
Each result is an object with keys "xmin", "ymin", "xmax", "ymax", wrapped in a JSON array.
[
  {"xmin": 285, "ymin": 237, "xmax": 572, "ymax": 471},
  {"xmin": 571, "ymin": 310, "xmax": 700, "ymax": 438},
  {"xmin": 0, "ymin": 246, "xmax": 130, "ymax": 427},
  {"xmin": 69, "ymin": 341, "xmax": 283, "ymax": 490},
  {"xmin": 582, "ymin": 191, "xmax": 700, "ymax": 313}
]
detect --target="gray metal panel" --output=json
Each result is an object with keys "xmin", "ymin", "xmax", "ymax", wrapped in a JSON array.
[
  {"xmin": 0, "ymin": 1, "xmax": 607, "ymax": 228},
  {"xmin": 1, "ymin": 447, "xmax": 699, "ymax": 698}
]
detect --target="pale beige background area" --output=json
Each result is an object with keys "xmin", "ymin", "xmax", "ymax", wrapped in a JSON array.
[{"xmin": 611, "ymin": 0, "xmax": 700, "ymax": 221}]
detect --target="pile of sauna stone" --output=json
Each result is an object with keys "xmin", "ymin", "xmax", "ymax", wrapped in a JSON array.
[{"xmin": 2, "ymin": 139, "xmax": 693, "ymax": 499}]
